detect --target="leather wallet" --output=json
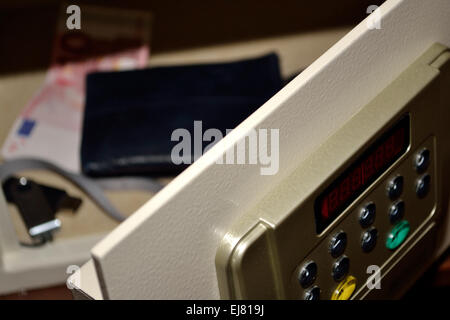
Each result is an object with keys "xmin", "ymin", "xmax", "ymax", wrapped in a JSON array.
[{"xmin": 81, "ymin": 53, "xmax": 283, "ymax": 176}]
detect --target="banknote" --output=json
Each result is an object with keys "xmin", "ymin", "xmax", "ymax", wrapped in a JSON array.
[{"xmin": 2, "ymin": 5, "xmax": 152, "ymax": 172}]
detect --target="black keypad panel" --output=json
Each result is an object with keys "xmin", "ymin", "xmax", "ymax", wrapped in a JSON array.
[
  {"xmin": 416, "ymin": 174, "xmax": 431, "ymax": 198},
  {"xmin": 389, "ymin": 200, "xmax": 405, "ymax": 224},
  {"xmin": 414, "ymin": 149, "xmax": 430, "ymax": 173},
  {"xmin": 359, "ymin": 202, "xmax": 376, "ymax": 228},
  {"xmin": 387, "ymin": 176, "xmax": 404, "ymax": 200},
  {"xmin": 298, "ymin": 261, "xmax": 317, "ymax": 288},
  {"xmin": 361, "ymin": 227, "xmax": 378, "ymax": 253},
  {"xmin": 332, "ymin": 256, "xmax": 350, "ymax": 282},
  {"xmin": 294, "ymin": 138, "xmax": 435, "ymax": 300},
  {"xmin": 304, "ymin": 286, "xmax": 321, "ymax": 300},
  {"xmin": 329, "ymin": 231, "xmax": 347, "ymax": 258}
]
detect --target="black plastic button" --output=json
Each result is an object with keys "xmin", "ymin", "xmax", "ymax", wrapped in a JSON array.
[
  {"xmin": 361, "ymin": 227, "xmax": 378, "ymax": 253},
  {"xmin": 389, "ymin": 200, "xmax": 405, "ymax": 224},
  {"xmin": 414, "ymin": 149, "xmax": 430, "ymax": 173},
  {"xmin": 298, "ymin": 261, "xmax": 317, "ymax": 288},
  {"xmin": 416, "ymin": 174, "xmax": 431, "ymax": 198},
  {"xmin": 387, "ymin": 176, "xmax": 403, "ymax": 200},
  {"xmin": 304, "ymin": 286, "xmax": 320, "ymax": 300},
  {"xmin": 359, "ymin": 202, "xmax": 376, "ymax": 228},
  {"xmin": 329, "ymin": 231, "xmax": 347, "ymax": 258},
  {"xmin": 332, "ymin": 256, "xmax": 350, "ymax": 282}
]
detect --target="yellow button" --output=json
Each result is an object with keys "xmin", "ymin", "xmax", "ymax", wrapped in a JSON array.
[{"xmin": 331, "ymin": 275, "xmax": 357, "ymax": 300}]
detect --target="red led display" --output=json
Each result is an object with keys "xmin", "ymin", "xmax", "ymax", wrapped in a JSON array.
[{"xmin": 314, "ymin": 115, "xmax": 410, "ymax": 233}]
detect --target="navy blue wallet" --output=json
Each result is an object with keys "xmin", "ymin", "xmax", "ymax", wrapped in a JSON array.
[{"xmin": 81, "ymin": 53, "xmax": 283, "ymax": 176}]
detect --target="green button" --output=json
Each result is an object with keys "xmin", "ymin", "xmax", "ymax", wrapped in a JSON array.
[{"xmin": 386, "ymin": 220, "xmax": 410, "ymax": 250}]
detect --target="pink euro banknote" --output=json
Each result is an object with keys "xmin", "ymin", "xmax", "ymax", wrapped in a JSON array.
[{"xmin": 2, "ymin": 46, "xmax": 149, "ymax": 172}]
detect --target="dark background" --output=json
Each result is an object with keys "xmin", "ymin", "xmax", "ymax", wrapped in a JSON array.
[{"xmin": 0, "ymin": 0, "xmax": 385, "ymax": 75}]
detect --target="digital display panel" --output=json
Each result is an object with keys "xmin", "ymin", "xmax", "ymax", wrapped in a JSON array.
[{"xmin": 314, "ymin": 115, "xmax": 410, "ymax": 234}]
